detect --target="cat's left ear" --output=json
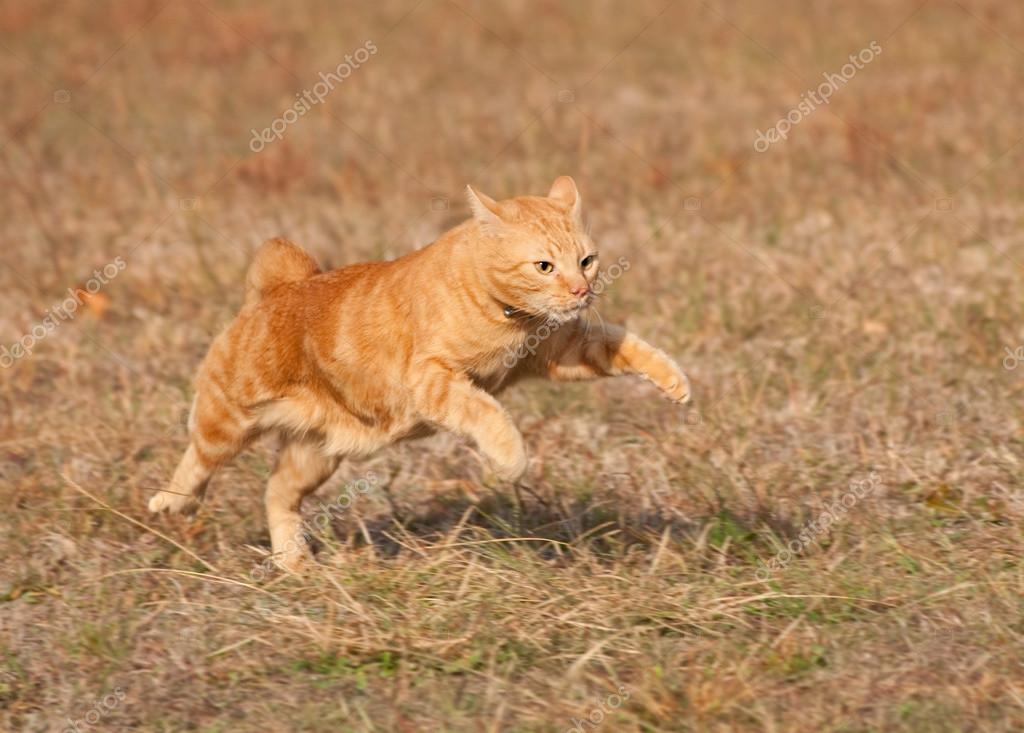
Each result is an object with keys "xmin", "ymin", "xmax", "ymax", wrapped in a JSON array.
[
  {"xmin": 548, "ymin": 175, "xmax": 583, "ymax": 227},
  {"xmin": 466, "ymin": 185, "xmax": 505, "ymax": 227}
]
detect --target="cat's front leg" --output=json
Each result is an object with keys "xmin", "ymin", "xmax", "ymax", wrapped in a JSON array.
[
  {"xmin": 536, "ymin": 321, "xmax": 690, "ymax": 403},
  {"xmin": 410, "ymin": 360, "xmax": 528, "ymax": 482}
]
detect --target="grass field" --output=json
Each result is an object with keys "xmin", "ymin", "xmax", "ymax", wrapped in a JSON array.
[{"xmin": 3, "ymin": 1, "xmax": 1024, "ymax": 730}]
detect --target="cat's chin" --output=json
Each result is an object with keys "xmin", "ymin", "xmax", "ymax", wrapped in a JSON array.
[{"xmin": 544, "ymin": 304, "xmax": 588, "ymax": 324}]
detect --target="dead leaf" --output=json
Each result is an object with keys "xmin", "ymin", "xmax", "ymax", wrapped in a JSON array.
[{"xmin": 75, "ymin": 288, "xmax": 110, "ymax": 318}]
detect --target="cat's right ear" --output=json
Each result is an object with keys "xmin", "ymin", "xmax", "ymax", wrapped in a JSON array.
[{"xmin": 466, "ymin": 185, "xmax": 505, "ymax": 227}]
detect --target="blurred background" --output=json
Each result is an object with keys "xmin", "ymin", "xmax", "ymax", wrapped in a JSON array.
[{"xmin": 2, "ymin": 1, "xmax": 1023, "ymax": 731}]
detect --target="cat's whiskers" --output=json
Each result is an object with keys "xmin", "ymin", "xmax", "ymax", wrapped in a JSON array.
[
  {"xmin": 589, "ymin": 304, "xmax": 609, "ymax": 337},
  {"xmin": 581, "ymin": 308, "xmax": 595, "ymax": 343}
]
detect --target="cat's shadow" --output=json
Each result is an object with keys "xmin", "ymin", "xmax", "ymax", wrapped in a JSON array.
[{"xmin": 309, "ymin": 482, "xmax": 783, "ymax": 563}]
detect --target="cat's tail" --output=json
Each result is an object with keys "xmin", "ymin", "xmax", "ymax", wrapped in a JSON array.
[{"xmin": 244, "ymin": 237, "xmax": 321, "ymax": 305}]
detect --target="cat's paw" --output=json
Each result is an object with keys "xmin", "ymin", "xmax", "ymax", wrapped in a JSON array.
[
  {"xmin": 148, "ymin": 489, "xmax": 201, "ymax": 515},
  {"xmin": 496, "ymin": 459, "xmax": 528, "ymax": 483},
  {"xmin": 663, "ymin": 374, "xmax": 688, "ymax": 403},
  {"xmin": 274, "ymin": 550, "xmax": 312, "ymax": 574},
  {"xmin": 250, "ymin": 550, "xmax": 312, "ymax": 581},
  {"xmin": 663, "ymin": 370, "xmax": 691, "ymax": 404},
  {"xmin": 639, "ymin": 353, "xmax": 691, "ymax": 405},
  {"xmin": 486, "ymin": 443, "xmax": 528, "ymax": 484}
]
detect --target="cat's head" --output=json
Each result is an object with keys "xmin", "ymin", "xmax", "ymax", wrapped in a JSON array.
[{"xmin": 467, "ymin": 176, "xmax": 599, "ymax": 324}]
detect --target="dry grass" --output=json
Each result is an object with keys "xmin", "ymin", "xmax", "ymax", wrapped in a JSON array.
[{"xmin": 2, "ymin": 1, "xmax": 1024, "ymax": 731}]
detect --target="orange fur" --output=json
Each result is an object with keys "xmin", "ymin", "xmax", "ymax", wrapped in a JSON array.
[{"xmin": 149, "ymin": 176, "xmax": 690, "ymax": 568}]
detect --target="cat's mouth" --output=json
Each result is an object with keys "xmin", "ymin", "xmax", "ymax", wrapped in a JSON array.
[
  {"xmin": 502, "ymin": 298, "xmax": 590, "ymax": 323},
  {"xmin": 547, "ymin": 299, "xmax": 591, "ymax": 322}
]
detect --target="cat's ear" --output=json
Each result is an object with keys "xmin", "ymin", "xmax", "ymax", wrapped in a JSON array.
[
  {"xmin": 548, "ymin": 175, "xmax": 582, "ymax": 226},
  {"xmin": 466, "ymin": 185, "xmax": 505, "ymax": 227}
]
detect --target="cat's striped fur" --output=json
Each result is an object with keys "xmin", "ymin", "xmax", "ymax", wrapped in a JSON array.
[{"xmin": 149, "ymin": 177, "xmax": 690, "ymax": 569}]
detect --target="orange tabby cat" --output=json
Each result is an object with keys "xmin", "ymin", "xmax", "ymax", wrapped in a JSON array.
[{"xmin": 149, "ymin": 176, "xmax": 690, "ymax": 568}]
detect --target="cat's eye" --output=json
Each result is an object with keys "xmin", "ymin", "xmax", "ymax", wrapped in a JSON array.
[
  {"xmin": 580, "ymin": 254, "xmax": 597, "ymax": 269},
  {"xmin": 535, "ymin": 261, "xmax": 554, "ymax": 274}
]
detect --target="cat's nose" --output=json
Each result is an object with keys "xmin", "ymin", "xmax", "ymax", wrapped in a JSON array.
[{"xmin": 569, "ymin": 283, "xmax": 589, "ymax": 298}]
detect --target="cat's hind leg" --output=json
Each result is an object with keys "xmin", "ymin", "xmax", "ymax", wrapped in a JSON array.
[
  {"xmin": 148, "ymin": 391, "xmax": 255, "ymax": 515},
  {"xmin": 265, "ymin": 439, "xmax": 341, "ymax": 570}
]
